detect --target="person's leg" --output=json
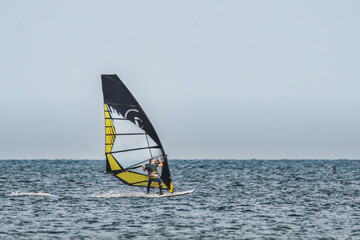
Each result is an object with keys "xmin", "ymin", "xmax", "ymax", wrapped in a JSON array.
[
  {"xmin": 147, "ymin": 179, "xmax": 152, "ymax": 194},
  {"xmin": 156, "ymin": 178, "xmax": 163, "ymax": 195}
]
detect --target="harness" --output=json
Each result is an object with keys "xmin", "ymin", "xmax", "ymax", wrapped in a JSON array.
[
  {"xmin": 148, "ymin": 171, "xmax": 159, "ymax": 179},
  {"xmin": 147, "ymin": 164, "xmax": 159, "ymax": 178}
]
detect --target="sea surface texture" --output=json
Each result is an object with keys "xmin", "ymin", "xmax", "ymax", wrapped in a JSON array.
[{"xmin": 1, "ymin": 159, "xmax": 360, "ymax": 239}]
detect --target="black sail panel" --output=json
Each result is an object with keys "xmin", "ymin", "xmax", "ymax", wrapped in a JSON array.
[{"xmin": 102, "ymin": 74, "xmax": 162, "ymax": 147}]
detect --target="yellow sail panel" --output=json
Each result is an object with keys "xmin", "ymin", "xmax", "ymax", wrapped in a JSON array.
[
  {"xmin": 117, "ymin": 172, "xmax": 168, "ymax": 189},
  {"xmin": 107, "ymin": 154, "xmax": 121, "ymax": 171},
  {"xmin": 105, "ymin": 135, "xmax": 114, "ymax": 144},
  {"xmin": 105, "ymin": 124, "xmax": 115, "ymax": 135},
  {"xmin": 105, "ymin": 145, "xmax": 112, "ymax": 154},
  {"xmin": 104, "ymin": 104, "xmax": 116, "ymax": 154},
  {"xmin": 117, "ymin": 172, "xmax": 147, "ymax": 183},
  {"xmin": 105, "ymin": 136, "xmax": 114, "ymax": 153},
  {"xmin": 169, "ymin": 182, "xmax": 173, "ymax": 193},
  {"xmin": 104, "ymin": 104, "xmax": 111, "ymax": 118}
]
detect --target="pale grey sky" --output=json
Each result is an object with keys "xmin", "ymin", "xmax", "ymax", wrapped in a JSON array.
[{"xmin": 0, "ymin": 1, "xmax": 359, "ymax": 159}]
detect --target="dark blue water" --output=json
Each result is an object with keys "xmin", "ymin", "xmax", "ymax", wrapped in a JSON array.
[{"xmin": 1, "ymin": 160, "xmax": 360, "ymax": 239}]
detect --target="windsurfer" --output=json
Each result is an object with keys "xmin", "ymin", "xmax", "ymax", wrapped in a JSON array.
[{"xmin": 143, "ymin": 158, "xmax": 163, "ymax": 195}]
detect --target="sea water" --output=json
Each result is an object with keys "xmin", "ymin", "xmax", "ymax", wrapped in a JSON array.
[{"xmin": 1, "ymin": 160, "xmax": 360, "ymax": 239}]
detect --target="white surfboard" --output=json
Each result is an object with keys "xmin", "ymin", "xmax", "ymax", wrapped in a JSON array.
[{"xmin": 157, "ymin": 189, "xmax": 196, "ymax": 198}]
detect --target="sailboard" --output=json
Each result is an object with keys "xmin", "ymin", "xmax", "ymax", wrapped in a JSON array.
[
  {"xmin": 93, "ymin": 189, "xmax": 196, "ymax": 198},
  {"xmin": 101, "ymin": 74, "xmax": 174, "ymax": 193},
  {"xmin": 156, "ymin": 189, "xmax": 195, "ymax": 198}
]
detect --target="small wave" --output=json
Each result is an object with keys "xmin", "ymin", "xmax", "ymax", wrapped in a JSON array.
[{"xmin": 10, "ymin": 192, "xmax": 54, "ymax": 197}]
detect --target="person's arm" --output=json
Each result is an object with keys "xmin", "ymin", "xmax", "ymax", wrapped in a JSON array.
[
  {"xmin": 158, "ymin": 159, "xmax": 163, "ymax": 167},
  {"xmin": 142, "ymin": 164, "xmax": 146, "ymax": 171}
]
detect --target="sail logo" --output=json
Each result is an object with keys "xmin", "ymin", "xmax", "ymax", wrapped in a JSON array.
[{"xmin": 125, "ymin": 109, "xmax": 144, "ymax": 129}]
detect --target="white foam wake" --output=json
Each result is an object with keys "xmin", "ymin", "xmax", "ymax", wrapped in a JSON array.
[
  {"xmin": 92, "ymin": 190, "xmax": 162, "ymax": 198},
  {"xmin": 91, "ymin": 189, "xmax": 195, "ymax": 198},
  {"xmin": 10, "ymin": 192, "xmax": 54, "ymax": 197}
]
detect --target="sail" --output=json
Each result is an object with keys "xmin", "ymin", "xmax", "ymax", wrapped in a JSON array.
[{"xmin": 101, "ymin": 74, "xmax": 173, "ymax": 193}]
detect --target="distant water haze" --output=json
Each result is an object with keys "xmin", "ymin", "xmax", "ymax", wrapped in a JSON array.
[{"xmin": 0, "ymin": 1, "xmax": 359, "ymax": 159}]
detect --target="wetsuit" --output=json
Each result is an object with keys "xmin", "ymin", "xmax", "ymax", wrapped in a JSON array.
[{"xmin": 145, "ymin": 163, "xmax": 163, "ymax": 194}]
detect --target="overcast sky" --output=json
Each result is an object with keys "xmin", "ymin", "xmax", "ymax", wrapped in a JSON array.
[{"xmin": 0, "ymin": 1, "xmax": 359, "ymax": 160}]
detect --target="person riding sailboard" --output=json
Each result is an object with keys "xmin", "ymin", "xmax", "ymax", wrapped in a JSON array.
[
  {"xmin": 143, "ymin": 158, "xmax": 164, "ymax": 195},
  {"xmin": 101, "ymin": 74, "xmax": 195, "ymax": 197},
  {"xmin": 101, "ymin": 74, "xmax": 173, "ymax": 194}
]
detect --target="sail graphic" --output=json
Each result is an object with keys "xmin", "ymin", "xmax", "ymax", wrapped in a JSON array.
[{"xmin": 101, "ymin": 74, "xmax": 173, "ymax": 193}]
